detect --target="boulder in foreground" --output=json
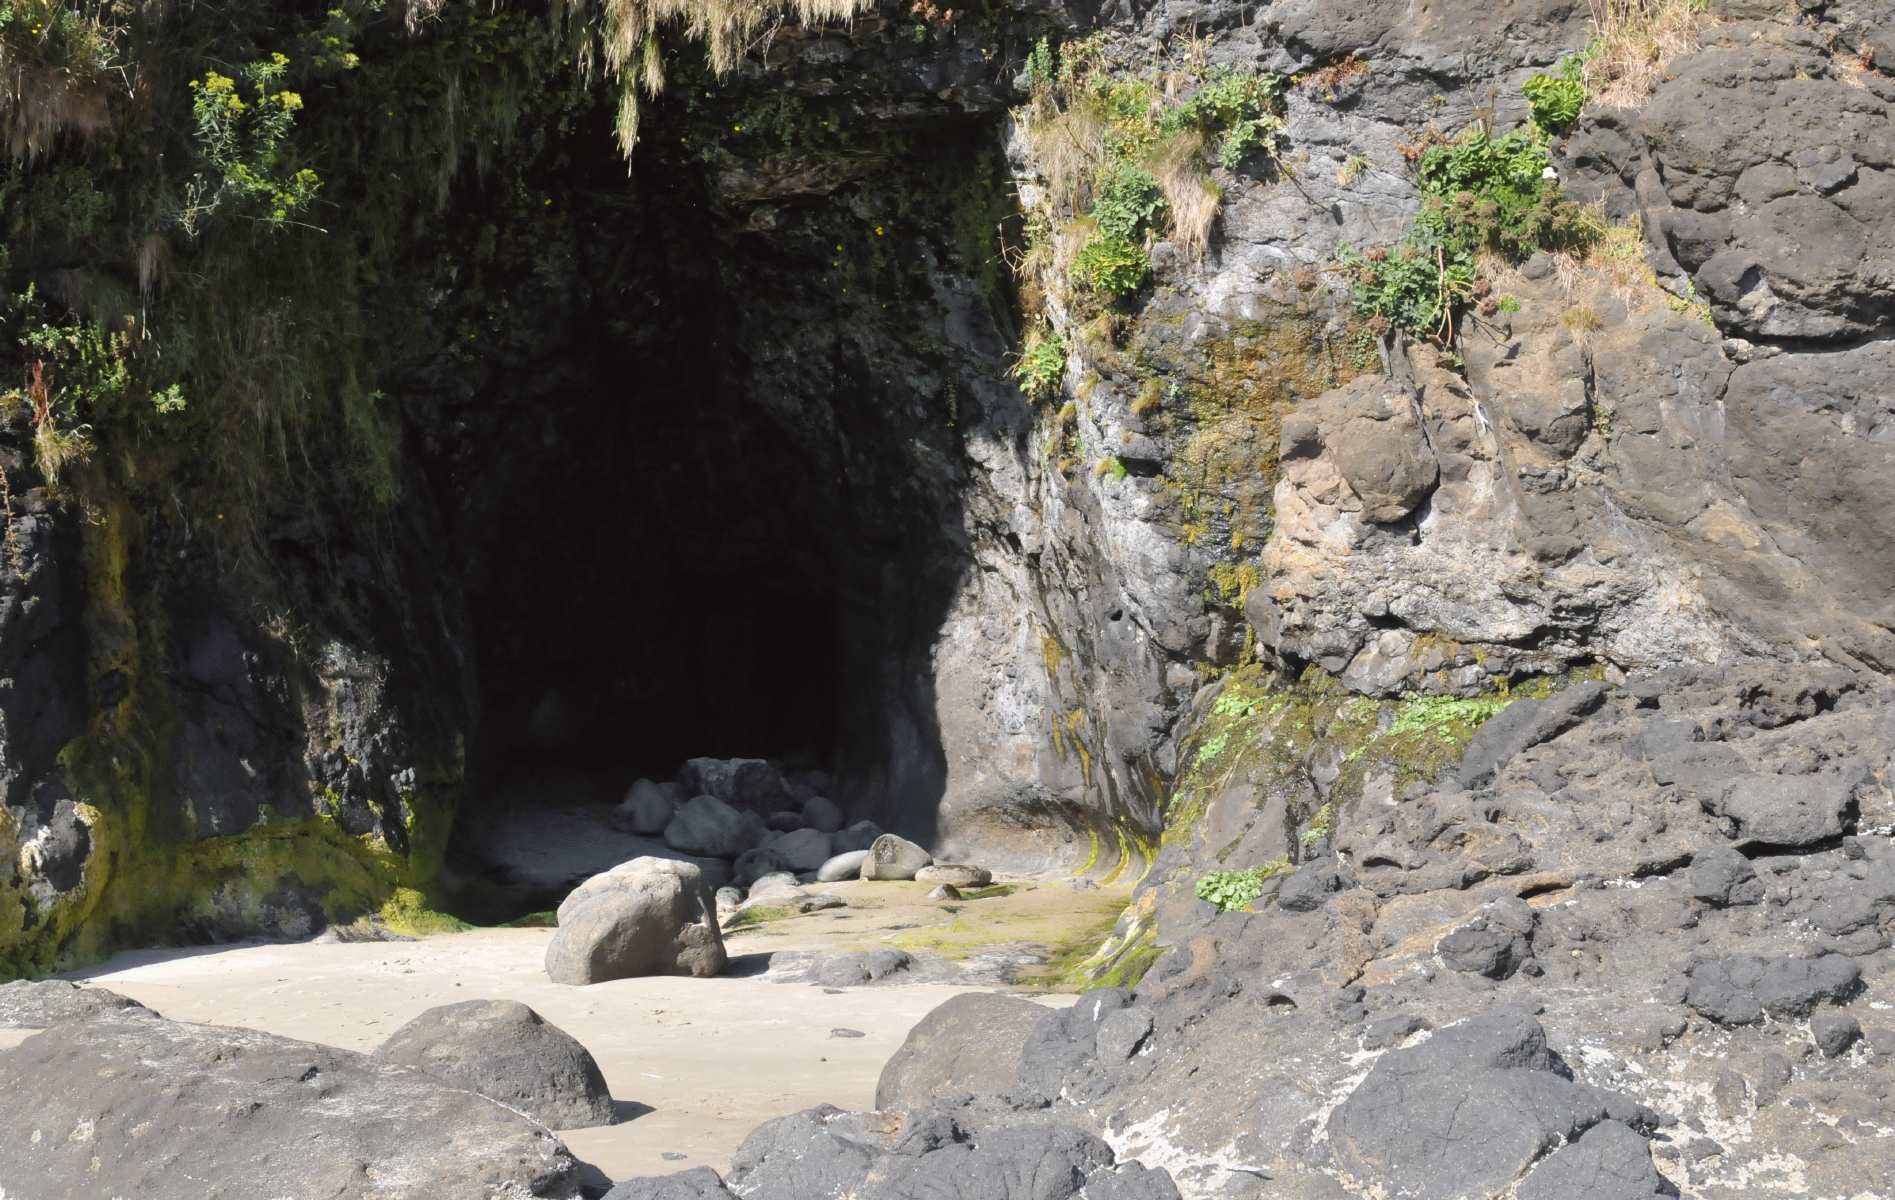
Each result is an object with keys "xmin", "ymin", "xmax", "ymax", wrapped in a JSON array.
[
  {"xmin": 0, "ymin": 1010, "xmax": 581, "ymax": 1198},
  {"xmin": 876, "ymin": 991, "xmax": 1051, "ymax": 1108},
  {"xmin": 860, "ymin": 834, "xmax": 932, "ymax": 880},
  {"xmin": 375, "ymin": 998, "xmax": 616, "ymax": 1129},
  {"xmin": 547, "ymin": 857, "xmax": 726, "ymax": 985}
]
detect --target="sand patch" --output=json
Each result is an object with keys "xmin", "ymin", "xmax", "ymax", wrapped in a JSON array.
[{"xmin": 65, "ymin": 878, "xmax": 1121, "ymax": 1182}]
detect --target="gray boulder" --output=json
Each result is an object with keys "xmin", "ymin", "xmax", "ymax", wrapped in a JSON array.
[
  {"xmin": 1687, "ymin": 845, "xmax": 1764, "ymax": 907},
  {"xmin": 1811, "ymin": 1012, "xmax": 1862, "ymax": 1058},
  {"xmin": 766, "ymin": 827, "xmax": 833, "ymax": 873},
  {"xmin": 871, "ymin": 985, "xmax": 1053, "ymax": 1107},
  {"xmin": 615, "ymin": 779, "xmax": 679, "ymax": 836},
  {"xmin": 914, "ymin": 864, "xmax": 991, "ymax": 888},
  {"xmin": 1460, "ymin": 683, "xmax": 1610, "ymax": 790},
  {"xmin": 817, "ymin": 849, "xmax": 869, "ymax": 882},
  {"xmin": 603, "ymin": 1167, "xmax": 735, "ymax": 1199},
  {"xmin": 374, "ymin": 998, "xmax": 615, "ymax": 1129},
  {"xmin": 678, "ymin": 758, "xmax": 791, "ymax": 811},
  {"xmin": 831, "ymin": 820, "xmax": 884, "ymax": 854},
  {"xmin": 0, "ymin": 1010, "xmax": 582, "ymax": 1196},
  {"xmin": 732, "ymin": 846, "xmax": 790, "ymax": 889},
  {"xmin": 664, "ymin": 795, "xmax": 751, "ymax": 859},
  {"xmin": 716, "ymin": 1102, "xmax": 1151, "ymax": 1200},
  {"xmin": 546, "ymin": 857, "xmax": 726, "ymax": 985},
  {"xmin": 818, "ymin": 949, "xmax": 917, "ymax": 992},
  {"xmin": 1685, "ymin": 953, "xmax": 1860, "ymax": 1024},
  {"xmin": 861, "ymin": 834, "xmax": 932, "ymax": 881},
  {"xmin": 0, "ymin": 979, "xmax": 154, "ymax": 1027},
  {"xmin": 1327, "ymin": 1013, "xmax": 1632, "ymax": 1198},
  {"xmin": 803, "ymin": 796, "xmax": 843, "ymax": 833},
  {"xmin": 1019, "ymin": 987, "xmax": 1137, "ymax": 1098},
  {"xmin": 1710, "ymin": 772, "xmax": 1856, "ymax": 848},
  {"xmin": 765, "ymin": 810, "xmax": 807, "ymax": 832},
  {"xmin": 1516, "ymin": 1120, "xmax": 1667, "ymax": 1200}
]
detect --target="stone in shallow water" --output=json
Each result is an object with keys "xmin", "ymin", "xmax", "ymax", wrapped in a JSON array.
[
  {"xmin": 546, "ymin": 857, "xmax": 726, "ymax": 985},
  {"xmin": 0, "ymin": 1010, "xmax": 582, "ymax": 1197},
  {"xmin": 860, "ymin": 834, "xmax": 932, "ymax": 881},
  {"xmin": 375, "ymin": 998, "xmax": 616, "ymax": 1129},
  {"xmin": 915, "ymin": 864, "xmax": 991, "ymax": 889}
]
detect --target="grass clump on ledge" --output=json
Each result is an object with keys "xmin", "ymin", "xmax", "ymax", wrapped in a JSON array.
[
  {"xmin": 1337, "ymin": 118, "xmax": 1598, "ymax": 341},
  {"xmin": 1016, "ymin": 34, "xmax": 1285, "ymax": 310}
]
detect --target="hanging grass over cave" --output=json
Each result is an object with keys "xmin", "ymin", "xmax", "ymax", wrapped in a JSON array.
[{"xmin": 556, "ymin": 0, "xmax": 872, "ymax": 153}]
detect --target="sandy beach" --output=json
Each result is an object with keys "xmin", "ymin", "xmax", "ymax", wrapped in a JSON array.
[{"xmin": 61, "ymin": 879, "xmax": 1100, "ymax": 1183}]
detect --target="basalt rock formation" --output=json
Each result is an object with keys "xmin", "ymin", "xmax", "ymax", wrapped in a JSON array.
[{"xmin": 0, "ymin": 0, "xmax": 1892, "ymax": 1190}]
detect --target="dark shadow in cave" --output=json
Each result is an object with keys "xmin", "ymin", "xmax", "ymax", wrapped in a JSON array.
[{"xmin": 406, "ymin": 102, "xmax": 1006, "ymax": 916}]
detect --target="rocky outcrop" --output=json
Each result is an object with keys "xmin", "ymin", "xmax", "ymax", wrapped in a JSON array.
[
  {"xmin": 0, "ymin": 979, "xmax": 153, "ymax": 1026},
  {"xmin": 0, "ymin": 1010, "xmax": 583, "ymax": 1197}
]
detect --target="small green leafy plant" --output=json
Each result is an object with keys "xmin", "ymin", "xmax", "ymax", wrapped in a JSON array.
[
  {"xmin": 1337, "ymin": 124, "xmax": 1592, "ymax": 339},
  {"xmin": 1196, "ymin": 859, "xmax": 1291, "ymax": 912},
  {"xmin": 178, "ymin": 53, "xmax": 321, "ymax": 233},
  {"xmin": 1523, "ymin": 55, "xmax": 1588, "ymax": 135},
  {"xmin": 1014, "ymin": 325, "xmax": 1068, "ymax": 400}
]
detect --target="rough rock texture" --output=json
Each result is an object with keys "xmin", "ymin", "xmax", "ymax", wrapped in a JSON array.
[
  {"xmin": 875, "ymin": 991, "xmax": 1052, "ymax": 1109},
  {"xmin": 0, "ymin": 979, "xmax": 153, "ymax": 1027},
  {"xmin": 0, "ymin": 1010, "xmax": 582, "ymax": 1198},
  {"xmin": 664, "ymin": 796, "xmax": 753, "ymax": 860},
  {"xmin": 861, "ymin": 834, "xmax": 933, "ymax": 881},
  {"xmin": 545, "ymin": 858, "xmax": 725, "ymax": 985},
  {"xmin": 374, "ymin": 999, "xmax": 616, "ymax": 1130}
]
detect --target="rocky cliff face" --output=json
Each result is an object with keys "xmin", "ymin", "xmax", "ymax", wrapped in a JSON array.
[{"xmin": 0, "ymin": 0, "xmax": 1891, "ymax": 989}]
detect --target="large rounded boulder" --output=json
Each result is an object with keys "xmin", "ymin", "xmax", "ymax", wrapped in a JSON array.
[
  {"xmin": 546, "ymin": 857, "xmax": 727, "ymax": 985},
  {"xmin": 375, "ymin": 998, "xmax": 616, "ymax": 1129},
  {"xmin": 859, "ymin": 834, "xmax": 932, "ymax": 881}
]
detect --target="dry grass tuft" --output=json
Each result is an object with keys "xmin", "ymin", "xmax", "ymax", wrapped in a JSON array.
[
  {"xmin": 1563, "ymin": 303, "xmax": 1604, "ymax": 341},
  {"xmin": 1583, "ymin": 0, "xmax": 1709, "ymax": 109},
  {"xmin": 1148, "ymin": 129, "xmax": 1220, "ymax": 258},
  {"xmin": 0, "ymin": 0, "xmax": 119, "ymax": 161}
]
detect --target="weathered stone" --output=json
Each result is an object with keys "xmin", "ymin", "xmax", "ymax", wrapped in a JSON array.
[
  {"xmin": 0, "ymin": 979, "xmax": 154, "ymax": 1027},
  {"xmin": 614, "ymin": 779, "xmax": 678, "ymax": 836},
  {"xmin": 664, "ymin": 795, "xmax": 751, "ymax": 859},
  {"xmin": 1711, "ymin": 772, "xmax": 1856, "ymax": 848},
  {"xmin": 765, "ymin": 827, "xmax": 833, "ymax": 873},
  {"xmin": 1516, "ymin": 1120, "xmax": 1666, "ymax": 1200},
  {"xmin": 546, "ymin": 857, "xmax": 726, "ymax": 985},
  {"xmin": 374, "ymin": 998, "xmax": 615, "ymax": 1129},
  {"xmin": 876, "ymin": 991, "xmax": 1051, "ymax": 1108},
  {"xmin": 913, "ymin": 864, "xmax": 991, "ymax": 888},
  {"xmin": 860, "ymin": 834, "xmax": 932, "ymax": 881},
  {"xmin": 602, "ymin": 1166, "xmax": 735, "ymax": 1199},
  {"xmin": 1687, "ymin": 845, "xmax": 1763, "ymax": 907},
  {"xmin": 1811, "ymin": 1012, "xmax": 1862, "ymax": 1058},
  {"xmin": 1460, "ymin": 684, "xmax": 1610, "ymax": 790},
  {"xmin": 0, "ymin": 1011, "xmax": 582, "ymax": 1197},
  {"xmin": 678, "ymin": 758, "xmax": 791, "ymax": 812},
  {"xmin": 817, "ymin": 849, "xmax": 870, "ymax": 882},
  {"xmin": 1328, "ymin": 1014, "xmax": 1620, "ymax": 1198},
  {"xmin": 803, "ymin": 796, "xmax": 843, "ymax": 833}
]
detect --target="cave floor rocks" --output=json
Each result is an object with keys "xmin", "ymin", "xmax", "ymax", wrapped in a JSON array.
[{"xmin": 44, "ymin": 880, "xmax": 1126, "ymax": 1184}]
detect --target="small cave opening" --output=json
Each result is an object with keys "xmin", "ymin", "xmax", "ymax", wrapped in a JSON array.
[{"xmin": 410, "ymin": 107, "xmax": 1003, "ymax": 917}]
